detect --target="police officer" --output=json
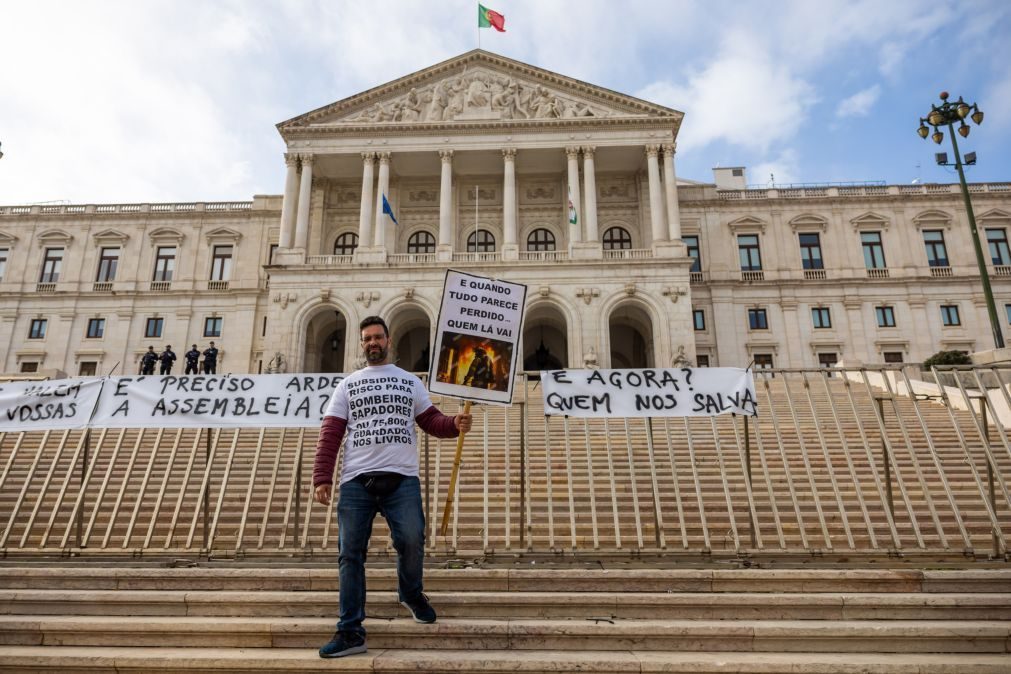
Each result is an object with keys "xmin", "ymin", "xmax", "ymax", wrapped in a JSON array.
[
  {"xmin": 202, "ymin": 341, "xmax": 219, "ymax": 374},
  {"xmin": 159, "ymin": 345, "xmax": 177, "ymax": 375},
  {"xmin": 140, "ymin": 346, "xmax": 158, "ymax": 375},
  {"xmin": 184, "ymin": 344, "xmax": 201, "ymax": 375}
]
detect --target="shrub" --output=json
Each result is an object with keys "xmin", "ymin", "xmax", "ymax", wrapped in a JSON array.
[{"xmin": 922, "ymin": 350, "xmax": 972, "ymax": 368}]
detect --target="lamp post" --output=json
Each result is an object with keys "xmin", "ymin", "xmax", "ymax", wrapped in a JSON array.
[{"xmin": 918, "ymin": 92, "xmax": 1003, "ymax": 349}]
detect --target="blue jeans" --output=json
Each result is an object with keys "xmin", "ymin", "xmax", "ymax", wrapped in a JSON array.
[{"xmin": 336, "ymin": 475, "xmax": 425, "ymax": 636}]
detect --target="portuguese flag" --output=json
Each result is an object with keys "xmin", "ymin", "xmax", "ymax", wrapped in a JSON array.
[{"xmin": 478, "ymin": 4, "xmax": 506, "ymax": 32}]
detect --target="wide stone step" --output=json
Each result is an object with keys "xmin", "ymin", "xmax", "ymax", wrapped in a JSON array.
[
  {"xmin": 0, "ymin": 645, "xmax": 1008, "ymax": 673},
  {"xmin": 1, "ymin": 616, "xmax": 1008, "ymax": 653},
  {"xmin": 3, "ymin": 589, "xmax": 1009, "ymax": 620}
]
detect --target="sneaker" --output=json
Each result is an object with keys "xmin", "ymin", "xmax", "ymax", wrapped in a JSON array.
[
  {"xmin": 318, "ymin": 630, "xmax": 367, "ymax": 658},
  {"xmin": 401, "ymin": 592, "xmax": 437, "ymax": 623}
]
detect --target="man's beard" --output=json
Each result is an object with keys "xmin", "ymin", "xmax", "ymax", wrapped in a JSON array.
[{"xmin": 365, "ymin": 344, "xmax": 388, "ymax": 365}]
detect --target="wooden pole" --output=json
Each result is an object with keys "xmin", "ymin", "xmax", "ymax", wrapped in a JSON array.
[{"xmin": 440, "ymin": 400, "xmax": 472, "ymax": 536}]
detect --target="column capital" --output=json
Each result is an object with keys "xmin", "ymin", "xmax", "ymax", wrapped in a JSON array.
[
  {"xmin": 439, "ymin": 149, "xmax": 454, "ymax": 162},
  {"xmin": 360, "ymin": 151, "xmax": 376, "ymax": 162},
  {"xmin": 662, "ymin": 143, "xmax": 676, "ymax": 155},
  {"xmin": 582, "ymin": 146, "xmax": 596, "ymax": 158},
  {"xmin": 284, "ymin": 153, "xmax": 299, "ymax": 167},
  {"xmin": 645, "ymin": 144, "xmax": 661, "ymax": 158},
  {"xmin": 502, "ymin": 148, "xmax": 517, "ymax": 161},
  {"xmin": 377, "ymin": 152, "xmax": 391, "ymax": 164},
  {"xmin": 298, "ymin": 153, "xmax": 314, "ymax": 165},
  {"xmin": 565, "ymin": 146, "xmax": 581, "ymax": 159}
]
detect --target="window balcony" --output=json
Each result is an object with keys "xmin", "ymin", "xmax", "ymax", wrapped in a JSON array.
[
  {"xmin": 150, "ymin": 281, "xmax": 171, "ymax": 291},
  {"xmin": 388, "ymin": 253, "xmax": 437, "ymax": 264},
  {"xmin": 741, "ymin": 270, "xmax": 765, "ymax": 282},
  {"xmin": 689, "ymin": 271, "xmax": 706, "ymax": 284},
  {"xmin": 452, "ymin": 252, "xmax": 501, "ymax": 263},
  {"xmin": 518, "ymin": 250, "xmax": 569, "ymax": 262},
  {"xmin": 92, "ymin": 282, "xmax": 113, "ymax": 292},
  {"xmin": 929, "ymin": 266, "xmax": 953, "ymax": 278},
  {"xmin": 208, "ymin": 280, "xmax": 230, "ymax": 290},
  {"xmin": 35, "ymin": 283, "xmax": 56, "ymax": 293},
  {"xmin": 305, "ymin": 254, "xmax": 353, "ymax": 266},
  {"xmin": 803, "ymin": 269, "xmax": 827, "ymax": 280},
  {"xmin": 603, "ymin": 248, "xmax": 653, "ymax": 260},
  {"xmin": 994, "ymin": 265, "xmax": 1011, "ymax": 277},
  {"xmin": 866, "ymin": 268, "xmax": 890, "ymax": 279}
]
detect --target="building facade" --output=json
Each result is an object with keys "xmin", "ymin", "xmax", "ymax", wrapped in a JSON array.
[{"xmin": 1, "ymin": 50, "xmax": 1010, "ymax": 377}]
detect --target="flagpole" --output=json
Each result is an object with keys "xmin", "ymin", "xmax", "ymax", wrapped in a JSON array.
[{"xmin": 474, "ymin": 185, "xmax": 479, "ymax": 257}]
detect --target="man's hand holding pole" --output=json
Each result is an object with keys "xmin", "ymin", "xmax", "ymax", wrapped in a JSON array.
[{"xmin": 440, "ymin": 401, "xmax": 473, "ymax": 536}]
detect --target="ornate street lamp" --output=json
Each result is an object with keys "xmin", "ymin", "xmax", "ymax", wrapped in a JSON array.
[{"xmin": 918, "ymin": 92, "xmax": 1003, "ymax": 349}]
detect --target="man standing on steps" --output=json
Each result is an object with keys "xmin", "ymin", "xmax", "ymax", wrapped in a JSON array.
[{"xmin": 312, "ymin": 315, "xmax": 472, "ymax": 659}]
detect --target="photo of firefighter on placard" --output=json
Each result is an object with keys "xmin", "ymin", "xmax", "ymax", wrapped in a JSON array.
[{"xmin": 435, "ymin": 332, "xmax": 513, "ymax": 392}]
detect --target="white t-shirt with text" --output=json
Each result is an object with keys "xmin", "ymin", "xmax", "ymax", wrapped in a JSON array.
[{"xmin": 323, "ymin": 364, "xmax": 433, "ymax": 485}]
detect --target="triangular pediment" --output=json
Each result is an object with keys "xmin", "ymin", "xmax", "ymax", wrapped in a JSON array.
[
  {"xmin": 850, "ymin": 212, "xmax": 890, "ymax": 230},
  {"xmin": 979, "ymin": 208, "xmax": 1011, "ymax": 224},
  {"xmin": 279, "ymin": 50, "xmax": 681, "ymax": 134}
]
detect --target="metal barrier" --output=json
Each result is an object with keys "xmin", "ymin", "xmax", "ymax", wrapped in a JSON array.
[{"xmin": 0, "ymin": 367, "xmax": 1008, "ymax": 560}]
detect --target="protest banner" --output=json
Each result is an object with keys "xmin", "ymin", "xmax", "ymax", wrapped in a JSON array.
[
  {"xmin": 429, "ymin": 269, "xmax": 527, "ymax": 406},
  {"xmin": 541, "ymin": 367, "xmax": 757, "ymax": 418},
  {"xmin": 88, "ymin": 373, "xmax": 343, "ymax": 429},
  {"xmin": 0, "ymin": 378, "xmax": 105, "ymax": 431}
]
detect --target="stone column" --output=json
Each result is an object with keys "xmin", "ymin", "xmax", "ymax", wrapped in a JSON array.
[
  {"xmin": 293, "ymin": 153, "xmax": 313, "ymax": 250},
  {"xmin": 565, "ymin": 146, "xmax": 582, "ymax": 246},
  {"xmin": 646, "ymin": 144, "xmax": 666, "ymax": 245},
  {"xmin": 662, "ymin": 143, "xmax": 682, "ymax": 241},
  {"xmin": 437, "ymin": 150, "xmax": 454, "ymax": 261},
  {"xmin": 502, "ymin": 148, "xmax": 518, "ymax": 260},
  {"xmin": 279, "ymin": 153, "xmax": 299, "ymax": 249},
  {"xmin": 582, "ymin": 146, "xmax": 599, "ymax": 243},
  {"xmin": 358, "ymin": 152, "xmax": 376, "ymax": 250},
  {"xmin": 373, "ymin": 152, "xmax": 391, "ymax": 250}
]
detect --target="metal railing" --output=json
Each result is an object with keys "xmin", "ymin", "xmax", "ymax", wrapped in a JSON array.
[{"xmin": 0, "ymin": 366, "xmax": 1008, "ymax": 561}]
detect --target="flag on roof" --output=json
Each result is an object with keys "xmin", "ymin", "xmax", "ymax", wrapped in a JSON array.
[
  {"xmin": 382, "ymin": 194, "xmax": 398, "ymax": 225},
  {"xmin": 478, "ymin": 4, "xmax": 505, "ymax": 32}
]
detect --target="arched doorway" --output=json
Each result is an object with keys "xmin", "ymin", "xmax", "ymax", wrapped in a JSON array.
[
  {"xmin": 608, "ymin": 303, "xmax": 654, "ymax": 368},
  {"xmin": 388, "ymin": 305, "xmax": 432, "ymax": 374},
  {"xmin": 304, "ymin": 308, "xmax": 348, "ymax": 373},
  {"xmin": 522, "ymin": 303, "xmax": 568, "ymax": 371}
]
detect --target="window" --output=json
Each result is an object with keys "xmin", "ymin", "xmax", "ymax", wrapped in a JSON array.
[
  {"xmin": 941, "ymin": 305, "xmax": 961, "ymax": 326},
  {"xmin": 1006, "ymin": 304, "xmax": 1011, "ymax": 325},
  {"xmin": 753, "ymin": 354, "xmax": 774, "ymax": 368},
  {"xmin": 748, "ymin": 308, "xmax": 768, "ymax": 330},
  {"xmin": 204, "ymin": 316, "xmax": 223, "ymax": 338},
  {"xmin": 602, "ymin": 226, "xmax": 632, "ymax": 250},
  {"xmin": 683, "ymin": 235, "xmax": 701, "ymax": 272},
  {"xmin": 798, "ymin": 233, "xmax": 823, "ymax": 270},
  {"xmin": 79, "ymin": 361, "xmax": 97, "ymax": 377},
  {"xmin": 96, "ymin": 247, "xmax": 119, "ymax": 282},
  {"xmin": 20, "ymin": 362, "xmax": 39, "ymax": 374},
  {"xmin": 210, "ymin": 245, "xmax": 233, "ymax": 281},
  {"xmin": 86, "ymin": 318, "xmax": 105, "ymax": 339},
  {"xmin": 811, "ymin": 307, "xmax": 832, "ymax": 329},
  {"xmin": 333, "ymin": 232, "xmax": 358, "ymax": 256},
  {"xmin": 407, "ymin": 231, "xmax": 436, "ymax": 254},
  {"xmin": 0, "ymin": 247, "xmax": 8, "ymax": 280},
  {"xmin": 28, "ymin": 318, "xmax": 47, "ymax": 339},
  {"xmin": 696, "ymin": 354, "xmax": 710, "ymax": 367},
  {"xmin": 922, "ymin": 230, "xmax": 949, "ymax": 267},
  {"xmin": 40, "ymin": 248, "xmax": 63, "ymax": 283},
  {"xmin": 693, "ymin": 309, "xmax": 705, "ymax": 331},
  {"xmin": 466, "ymin": 230, "xmax": 496, "ymax": 252},
  {"xmin": 153, "ymin": 246, "xmax": 176, "ymax": 282},
  {"xmin": 883, "ymin": 352, "xmax": 904, "ymax": 363},
  {"xmin": 987, "ymin": 228, "xmax": 1010, "ymax": 265},
  {"xmin": 861, "ymin": 232, "xmax": 886, "ymax": 269},
  {"xmin": 526, "ymin": 228, "xmax": 556, "ymax": 251},
  {"xmin": 818, "ymin": 353, "xmax": 838, "ymax": 368},
  {"xmin": 876, "ymin": 306, "xmax": 896, "ymax": 328},
  {"xmin": 737, "ymin": 234, "xmax": 762, "ymax": 271},
  {"xmin": 145, "ymin": 317, "xmax": 164, "ymax": 338}
]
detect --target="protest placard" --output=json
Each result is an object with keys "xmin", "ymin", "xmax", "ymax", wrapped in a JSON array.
[
  {"xmin": 88, "ymin": 374, "xmax": 343, "ymax": 428},
  {"xmin": 541, "ymin": 367, "xmax": 757, "ymax": 418},
  {"xmin": 429, "ymin": 269, "xmax": 527, "ymax": 405},
  {"xmin": 0, "ymin": 378, "xmax": 104, "ymax": 431}
]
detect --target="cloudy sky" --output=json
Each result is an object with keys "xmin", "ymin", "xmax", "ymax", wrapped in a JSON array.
[{"xmin": 1, "ymin": 0, "xmax": 1009, "ymax": 205}]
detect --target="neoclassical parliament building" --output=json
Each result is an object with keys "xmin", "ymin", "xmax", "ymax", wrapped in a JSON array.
[{"xmin": 2, "ymin": 50, "xmax": 1010, "ymax": 377}]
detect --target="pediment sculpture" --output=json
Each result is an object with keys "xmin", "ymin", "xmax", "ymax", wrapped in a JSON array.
[{"xmin": 345, "ymin": 70, "xmax": 611, "ymax": 124}]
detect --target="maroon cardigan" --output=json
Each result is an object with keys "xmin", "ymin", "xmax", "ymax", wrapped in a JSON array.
[{"xmin": 313, "ymin": 406, "xmax": 459, "ymax": 487}]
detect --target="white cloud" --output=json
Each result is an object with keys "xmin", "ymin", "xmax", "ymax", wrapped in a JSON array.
[
  {"xmin": 836, "ymin": 85, "xmax": 882, "ymax": 118},
  {"xmin": 751, "ymin": 149, "xmax": 802, "ymax": 187}
]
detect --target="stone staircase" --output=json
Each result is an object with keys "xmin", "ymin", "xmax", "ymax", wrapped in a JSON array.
[{"xmin": 0, "ymin": 564, "xmax": 1009, "ymax": 672}]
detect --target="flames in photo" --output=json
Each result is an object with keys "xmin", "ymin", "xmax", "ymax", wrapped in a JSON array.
[{"xmin": 436, "ymin": 332, "xmax": 513, "ymax": 392}]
